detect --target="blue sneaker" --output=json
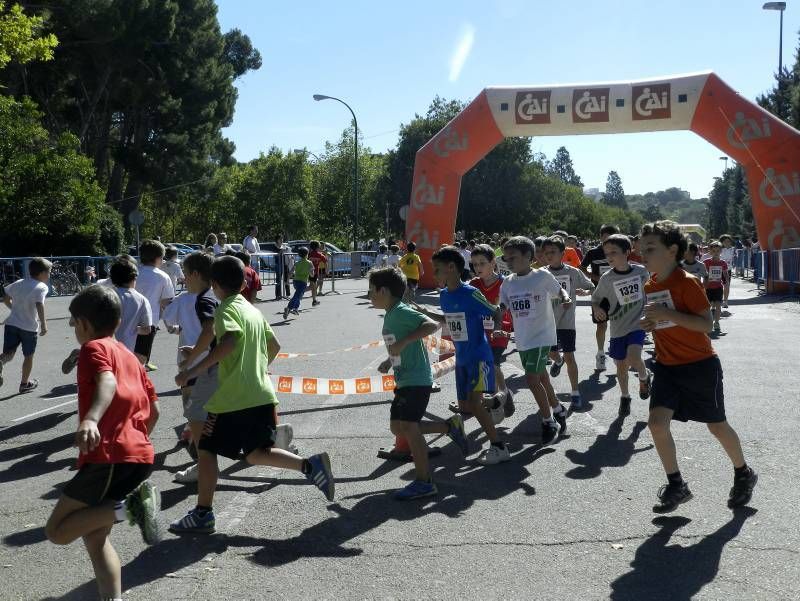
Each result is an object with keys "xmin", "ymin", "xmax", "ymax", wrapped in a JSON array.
[
  {"xmin": 570, "ymin": 393, "xmax": 583, "ymax": 411},
  {"xmin": 395, "ymin": 479, "xmax": 438, "ymax": 501},
  {"xmin": 446, "ymin": 415, "xmax": 470, "ymax": 455},
  {"xmin": 169, "ymin": 507, "xmax": 215, "ymax": 534},
  {"xmin": 307, "ymin": 452, "xmax": 335, "ymax": 501}
]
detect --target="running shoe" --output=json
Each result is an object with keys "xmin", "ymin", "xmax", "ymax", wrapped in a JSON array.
[
  {"xmin": 174, "ymin": 463, "xmax": 199, "ymax": 484},
  {"xmin": 126, "ymin": 481, "xmax": 164, "ymax": 543},
  {"xmin": 570, "ymin": 393, "xmax": 583, "ymax": 411},
  {"xmin": 290, "ymin": 309, "xmax": 299, "ymax": 315},
  {"xmin": 19, "ymin": 379, "xmax": 38, "ymax": 394},
  {"xmin": 723, "ymin": 301, "xmax": 729, "ymax": 309},
  {"xmin": 486, "ymin": 394, "xmax": 505, "ymax": 425},
  {"xmin": 61, "ymin": 349, "xmax": 80, "ymax": 375},
  {"xmin": 306, "ymin": 452, "xmax": 335, "ymax": 501},
  {"xmin": 653, "ymin": 481, "xmax": 693, "ymax": 513},
  {"xmin": 541, "ymin": 420, "xmax": 560, "ymax": 446},
  {"xmin": 312, "ymin": 300, "xmax": 321, "ymax": 306},
  {"xmin": 549, "ymin": 358, "xmax": 564, "ymax": 378},
  {"xmin": 728, "ymin": 468, "xmax": 758, "ymax": 508},
  {"xmin": 144, "ymin": 363, "xmax": 158, "ymax": 372},
  {"xmin": 503, "ymin": 389, "xmax": 516, "ymax": 418},
  {"xmin": 274, "ymin": 423, "xmax": 294, "ymax": 451},
  {"xmin": 446, "ymin": 415, "xmax": 470, "ymax": 455},
  {"xmin": 394, "ymin": 479, "xmax": 438, "ymax": 501},
  {"xmin": 618, "ymin": 396, "xmax": 632, "ymax": 417},
  {"xmin": 713, "ymin": 322, "xmax": 722, "ymax": 334},
  {"xmin": 595, "ymin": 353, "xmax": 606, "ymax": 372},
  {"xmin": 283, "ymin": 306, "xmax": 289, "ymax": 320},
  {"xmin": 169, "ymin": 507, "xmax": 215, "ymax": 534},
  {"xmin": 639, "ymin": 372, "xmax": 652, "ymax": 400},
  {"xmin": 476, "ymin": 443, "xmax": 511, "ymax": 465},
  {"xmin": 553, "ymin": 405, "xmax": 567, "ymax": 437}
]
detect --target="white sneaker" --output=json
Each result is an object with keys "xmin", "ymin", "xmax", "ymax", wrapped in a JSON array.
[
  {"xmin": 174, "ymin": 463, "xmax": 199, "ymax": 483},
  {"xmin": 476, "ymin": 444, "xmax": 511, "ymax": 465},
  {"xmin": 595, "ymin": 352, "xmax": 606, "ymax": 371},
  {"xmin": 275, "ymin": 423, "xmax": 294, "ymax": 451}
]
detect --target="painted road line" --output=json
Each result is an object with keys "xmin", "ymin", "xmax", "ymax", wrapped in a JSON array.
[{"xmin": 11, "ymin": 397, "xmax": 77, "ymax": 422}]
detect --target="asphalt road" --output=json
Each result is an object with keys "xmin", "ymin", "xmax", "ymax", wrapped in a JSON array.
[{"xmin": 0, "ymin": 277, "xmax": 797, "ymax": 600}]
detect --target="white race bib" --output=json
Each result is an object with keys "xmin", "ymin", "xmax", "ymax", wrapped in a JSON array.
[
  {"xmin": 444, "ymin": 312, "xmax": 468, "ymax": 342},
  {"xmin": 383, "ymin": 333, "xmax": 401, "ymax": 367},
  {"xmin": 709, "ymin": 266, "xmax": 723, "ymax": 281},
  {"xmin": 614, "ymin": 275, "xmax": 643, "ymax": 306},
  {"xmin": 646, "ymin": 290, "xmax": 677, "ymax": 329},
  {"xmin": 555, "ymin": 275, "xmax": 572, "ymax": 297},
  {"xmin": 508, "ymin": 293, "xmax": 537, "ymax": 319},
  {"xmin": 483, "ymin": 315, "xmax": 495, "ymax": 330}
]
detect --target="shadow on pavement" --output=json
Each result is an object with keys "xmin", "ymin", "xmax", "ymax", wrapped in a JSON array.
[
  {"xmin": 609, "ymin": 507, "xmax": 757, "ymax": 601},
  {"xmin": 564, "ymin": 417, "xmax": 653, "ymax": 479},
  {"xmin": 0, "ymin": 412, "xmax": 75, "ymax": 485}
]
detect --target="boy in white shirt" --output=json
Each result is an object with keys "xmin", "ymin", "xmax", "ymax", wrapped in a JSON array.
[
  {"xmin": 135, "ymin": 240, "xmax": 175, "ymax": 371},
  {"xmin": 0, "ymin": 257, "xmax": 51, "ymax": 393},
  {"xmin": 162, "ymin": 246, "xmax": 184, "ymax": 291},
  {"xmin": 110, "ymin": 256, "xmax": 153, "ymax": 358},
  {"xmin": 387, "ymin": 245, "xmax": 401, "ymax": 268},
  {"xmin": 376, "ymin": 245, "xmax": 389, "ymax": 268}
]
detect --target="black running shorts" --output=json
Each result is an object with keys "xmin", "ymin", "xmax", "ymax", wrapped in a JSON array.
[
  {"xmin": 199, "ymin": 404, "xmax": 278, "ymax": 460},
  {"xmin": 390, "ymin": 386, "xmax": 432, "ymax": 422},
  {"xmin": 649, "ymin": 356, "xmax": 726, "ymax": 423},
  {"xmin": 63, "ymin": 463, "xmax": 153, "ymax": 505}
]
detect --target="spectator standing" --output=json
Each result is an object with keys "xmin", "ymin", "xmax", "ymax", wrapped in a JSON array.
[
  {"xmin": 213, "ymin": 233, "xmax": 231, "ymax": 256},
  {"xmin": 242, "ymin": 226, "xmax": 259, "ymax": 255},
  {"xmin": 275, "ymin": 234, "xmax": 292, "ymax": 300}
]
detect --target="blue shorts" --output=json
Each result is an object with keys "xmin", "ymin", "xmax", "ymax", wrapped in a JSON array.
[
  {"xmin": 608, "ymin": 329, "xmax": 646, "ymax": 361},
  {"xmin": 455, "ymin": 360, "xmax": 495, "ymax": 401},
  {"xmin": 3, "ymin": 324, "xmax": 38, "ymax": 357}
]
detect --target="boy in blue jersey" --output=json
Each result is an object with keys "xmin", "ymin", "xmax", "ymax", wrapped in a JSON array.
[{"xmin": 414, "ymin": 246, "xmax": 510, "ymax": 465}]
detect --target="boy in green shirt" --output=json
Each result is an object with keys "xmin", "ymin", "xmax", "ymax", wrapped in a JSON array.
[
  {"xmin": 283, "ymin": 247, "xmax": 312, "ymax": 320},
  {"xmin": 369, "ymin": 267, "xmax": 469, "ymax": 500},
  {"xmin": 170, "ymin": 256, "xmax": 335, "ymax": 533}
]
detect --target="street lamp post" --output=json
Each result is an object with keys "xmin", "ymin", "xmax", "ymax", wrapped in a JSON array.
[
  {"xmin": 763, "ymin": 2, "xmax": 787, "ymax": 76},
  {"xmin": 313, "ymin": 94, "xmax": 358, "ymax": 251},
  {"xmin": 720, "ymin": 156, "xmax": 729, "ymax": 172}
]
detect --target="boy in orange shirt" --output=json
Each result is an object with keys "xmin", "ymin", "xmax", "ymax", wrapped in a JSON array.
[{"xmin": 639, "ymin": 221, "xmax": 756, "ymax": 513}]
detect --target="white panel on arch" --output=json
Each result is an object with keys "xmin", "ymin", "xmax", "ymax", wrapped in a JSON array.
[{"xmin": 485, "ymin": 72, "xmax": 710, "ymax": 137}]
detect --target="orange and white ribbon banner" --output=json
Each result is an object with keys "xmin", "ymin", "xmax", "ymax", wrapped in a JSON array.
[
  {"xmin": 270, "ymin": 357, "xmax": 457, "ymax": 396},
  {"xmin": 276, "ymin": 336, "xmax": 454, "ymax": 359}
]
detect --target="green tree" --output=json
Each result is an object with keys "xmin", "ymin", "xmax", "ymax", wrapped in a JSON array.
[
  {"xmin": 642, "ymin": 204, "xmax": 664, "ymax": 221},
  {"xmin": 706, "ymin": 176, "xmax": 729, "ymax": 237},
  {"xmin": 602, "ymin": 170, "xmax": 627, "ymax": 209},
  {"xmin": 0, "ymin": 2, "xmax": 57, "ymax": 69},
  {"xmin": 546, "ymin": 146, "xmax": 583, "ymax": 187}
]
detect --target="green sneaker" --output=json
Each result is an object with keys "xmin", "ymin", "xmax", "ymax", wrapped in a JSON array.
[{"xmin": 125, "ymin": 480, "xmax": 163, "ymax": 545}]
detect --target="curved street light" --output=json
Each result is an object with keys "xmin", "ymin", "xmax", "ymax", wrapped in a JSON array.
[{"xmin": 313, "ymin": 94, "xmax": 359, "ymax": 251}]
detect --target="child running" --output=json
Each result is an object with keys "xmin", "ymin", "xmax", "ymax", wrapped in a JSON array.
[
  {"xmin": 580, "ymin": 224, "xmax": 619, "ymax": 371},
  {"xmin": 369, "ymin": 267, "xmax": 469, "ymax": 499},
  {"xmin": 308, "ymin": 240, "xmax": 326, "ymax": 306},
  {"xmin": 1, "ymin": 257, "xmax": 51, "ymax": 392},
  {"xmin": 542, "ymin": 236, "xmax": 594, "ymax": 410},
  {"xmin": 702, "ymin": 240, "xmax": 728, "ymax": 334},
  {"xmin": 499, "ymin": 237, "xmax": 571, "ymax": 444},
  {"xmin": 388, "ymin": 244, "xmax": 401, "ymax": 268},
  {"xmin": 134, "ymin": 239, "xmax": 175, "ymax": 371},
  {"xmin": 400, "ymin": 241, "xmax": 424, "ymax": 300},
  {"xmin": 171, "ymin": 256, "xmax": 334, "ymax": 533},
  {"xmin": 469, "ymin": 243, "xmax": 515, "ymax": 418},
  {"xmin": 414, "ymin": 246, "xmax": 509, "ymax": 464},
  {"xmin": 235, "ymin": 250, "xmax": 262, "ymax": 303},
  {"xmin": 682, "ymin": 242, "xmax": 708, "ymax": 283},
  {"xmin": 45, "ymin": 285, "xmax": 162, "ymax": 601},
  {"xmin": 591, "ymin": 234, "xmax": 651, "ymax": 417},
  {"xmin": 639, "ymin": 221, "xmax": 757, "ymax": 512},
  {"xmin": 283, "ymin": 247, "xmax": 312, "ymax": 320}
]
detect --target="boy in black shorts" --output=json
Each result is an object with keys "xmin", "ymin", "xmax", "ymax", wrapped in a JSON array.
[
  {"xmin": 640, "ymin": 221, "xmax": 757, "ymax": 513},
  {"xmin": 171, "ymin": 256, "xmax": 335, "ymax": 533},
  {"xmin": 369, "ymin": 267, "xmax": 469, "ymax": 500},
  {"xmin": 45, "ymin": 285, "xmax": 162, "ymax": 600}
]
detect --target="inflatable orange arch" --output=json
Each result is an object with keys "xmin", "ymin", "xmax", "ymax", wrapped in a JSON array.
[{"xmin": 405, "ymin": 72, "xmax": 800, "ymax": 291}]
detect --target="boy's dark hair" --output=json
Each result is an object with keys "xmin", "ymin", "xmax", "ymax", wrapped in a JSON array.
[
  {"xmin": 369, "ymin": 266, "xmax": 407, "ymax": 298},
  {"xmin": 407, "ymin": 241, "xmax": 417, "ymax": 252},
  {"xmin": 389, "ymin": 244, "xmax": 399, "ymax": 253},
  {"xmin": 499, "ymin": 237, "xmax": 509, "ymax": 247},
  {"xmin": 164, "ymin": 245, "xmax": 178, "ymax": 261},
  {"xmin": 640, "ymin": 221, "xmax": 687, "ymax": 264},
  {"xmin": 470, "ymin": 243, "xmax": 496, "ymax": 262},
  {"xmin": 139, "ymin": 239, "xmax": 166, "ymax": 264},
  {"xmin": 182, "ymin": 251, "xmax": 213, "ymax": 280},
  {"xmin": 688, "ymin": 242, "xmax": 699, "ymax": 254},
  {"xmin": 110, "ymin": 255, "xmax": 138, "ymax": 286},
  {"xmin": 211, "ymin": 256, "xmax": 245, "ymax": 294},
  {"xmin": 69, "ymin": 284, "xmax": 121, "ymax": 336},
  {"xmin": 630, "ymin": 234, "xmax": 640, "ymax": 242},
  {"xmin": 379, "ymin": 244, "xmax": 387, "ymax": 253},
  {"xmin": 552, "ymin": 230, "xmax": 568, "ymax": 238},
  {"xmin": 28, "ymin": 257, "xmax": 53, "ymax": 277},
  {"xmin": 309, "ymin": 240, "xmax": 320, "ymax": 251},
  {"xmin": 542, "ymin": 236, "xmax": 565, "ymax": 252},
  {"xmin": 297, "ymin": 246, "xmax": 309, "ymax": 258},
  {"xmin": 431, "ymin": 245, "xmax": 465, "ymax": 271},
  {"xmin": 503, "ymin": 236, "xmax": 535, "ymax": 259},
  {"xmin": 234, "ymin": 250, "xmax": 251, "ymax": 265},
  {"xmin": 458, "ymin": 240, "xmax": 467, "ymax": 249},
  {"xmin": 603, "ymin": 234, "xmax": 632, "ymax": 253},
  {"xmin": 600, "ymin": 224, "xmax": 620, "ymax": 237},
  {"xmin": 469, "ymin": 239, "xmax": 476, "ymax": 246},
  {"xmin": 534, "ymin": 236, "xmax": 547, "ymax": 249},
  {"xmin": 719, "ymin": 234, "xmax": 733, "ymax": 243}
]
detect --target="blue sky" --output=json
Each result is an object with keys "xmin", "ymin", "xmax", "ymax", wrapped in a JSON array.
[{"xmin": 216, "ymin": 0, "xmax": 799, "ymax": 198}]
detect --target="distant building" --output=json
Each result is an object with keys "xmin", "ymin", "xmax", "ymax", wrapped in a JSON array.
[
  {"xmin": 583, "ymin": 187, "xmax": 602, "ymax": 201},
  {"xmin": 677, "ymin": 223, "xmax": 707, "ymax": 243}
]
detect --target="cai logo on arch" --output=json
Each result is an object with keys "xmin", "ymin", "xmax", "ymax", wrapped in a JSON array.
[
  {"xmin": 572, "ymin": 87, "xmax": 610, "ymax": 123},
  {"xmin": 632, "ymin": 84, "xmax": 671, "ymax": 120},
  {"xmin": 515, "ymin": 90, "xmax": 552, "ymax": 124}
]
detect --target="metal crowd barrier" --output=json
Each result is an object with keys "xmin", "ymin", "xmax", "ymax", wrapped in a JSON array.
[{"xmin": 771, "ymin": 248, "xmax": 800, "ymax": 296}]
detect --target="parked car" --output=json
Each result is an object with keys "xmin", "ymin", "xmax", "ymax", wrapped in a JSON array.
[{"xmin": 286, "ymin": 241, "xmax": 374, "ymax": 276}]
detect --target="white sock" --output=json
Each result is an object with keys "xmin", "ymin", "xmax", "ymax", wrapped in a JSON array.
[
  {"xmin": 113, "ymin": 501, "xmax": 127, "ymax": 522},
  {"xmin": 553, "ymin": 404, "xmax": 565, "ymax": 415}
]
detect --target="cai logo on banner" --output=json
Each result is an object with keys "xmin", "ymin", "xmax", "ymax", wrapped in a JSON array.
[
  {"xmin": 573, "ymin": 88, "xmax": 610, "ymax": 123},
  {"xmin": 515, "ymin": 91, "xmax": 551, "ymax": 124},
  {"xmin": 302, "ymin": 378, "xmax": 318, "ymax": 395},
  {"xmin": 277, "ymin": 376, "xmax": 293, "ymax": 393},
  {"xmin": 328, "ymin": 380, "xmax": 345, "ymax": 394},
  {"xmin": 632, "ymin": 84, "xmax": 671, "ymax": 120},
  {"xmin": 381, "ymin": 375, "xmax": 395, "ymax": 391},
  {"xmin": 355, "ymin": 378, "xmax": 372, "ymax": 394}
]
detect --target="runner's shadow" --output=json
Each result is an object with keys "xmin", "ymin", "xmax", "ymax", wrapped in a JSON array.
[
  {"xmin": 609, "ymin": 508, "xmax": 757, "ymax": 601},
  {"xmin": 42, "ymin": 383, "xmax": 77, "ymax": 398},
  {"xmin": 579, "ymin": 372, "xmax": 618, "ymax": 405},
  {"xmin": 0, "ymin": 413, "xmax": 76, "ymax": 485},
  {"xmin": 563, "ymin": 417, "xmax": 653, "ymax": 479}
]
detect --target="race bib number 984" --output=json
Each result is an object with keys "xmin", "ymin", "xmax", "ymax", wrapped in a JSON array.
[{"xmin": 444, "ymin": 312, "xmax": 468, "ymax": 342}]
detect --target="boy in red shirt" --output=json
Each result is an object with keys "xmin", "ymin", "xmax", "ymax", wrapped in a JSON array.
[
  {"xmin": 308, "ymin": 240, "xmax": 327, "ymax": 306},
  {"xmin": 235, "ymin": 250, "xmax": 262, "ymax": 303},
  {"xmin": 640, "ymin": 221, "xmax": 756, "ymax": 513},
  {"xmin": 45, "ymin": 285, "xmax": 163, "ymax": 600},
  {"xmin": 469, "ymin": 244, "xmax": 515, "ymax": 420},
  {"xmin": 702, "ymin": 240, "xmax": 728, "ymax": 334}
]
